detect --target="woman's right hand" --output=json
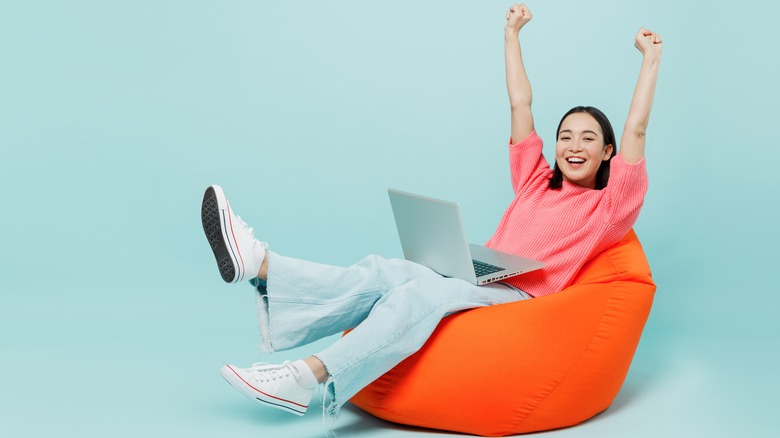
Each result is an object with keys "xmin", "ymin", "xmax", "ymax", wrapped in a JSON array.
[{"xmin": 505, "ymin": 3, "xmax": 532, "ymax": 34}]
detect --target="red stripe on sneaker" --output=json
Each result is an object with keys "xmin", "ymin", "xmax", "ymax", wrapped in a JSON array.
[
  {"xmin": 226, "ymin": 365, "xmax": 309, "ymax": 409},
  {"xmin": 226, "ymin": 205, "xmax": 245, "ymax": 280}
]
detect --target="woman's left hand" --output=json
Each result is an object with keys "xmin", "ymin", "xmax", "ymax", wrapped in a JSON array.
[{"xmin": 634, "ymin": 28, "xmax": 663, "ymax": 58}]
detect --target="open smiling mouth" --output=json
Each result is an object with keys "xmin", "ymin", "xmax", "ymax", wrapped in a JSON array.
[{"xmin": 566, "ymin": 157, "xmax": 586, "ymax": 164}]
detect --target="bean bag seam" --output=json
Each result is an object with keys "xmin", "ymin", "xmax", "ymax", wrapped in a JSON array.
[{"xmin": 507, "ymin": 253, "xmax": 622, "ymax": 433}]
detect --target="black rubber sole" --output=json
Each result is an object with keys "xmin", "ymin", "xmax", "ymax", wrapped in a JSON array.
[{"xmin": 201, "ymin": 187, "xmax": 236, "ymax": 283}]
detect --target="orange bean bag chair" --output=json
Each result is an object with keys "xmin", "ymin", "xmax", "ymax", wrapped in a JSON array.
[{"xmin": 349, "ymin": 229, "xmax": 655, "ymax": 436}]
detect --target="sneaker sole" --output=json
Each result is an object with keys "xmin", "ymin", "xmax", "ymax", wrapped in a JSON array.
[
  {"xmin": 201, "ymin": 185, "xmax": 243, "ymax": 283},
  {"xmin": 219, "ymin": 365, "xmax": 308, "ymax": 416}
]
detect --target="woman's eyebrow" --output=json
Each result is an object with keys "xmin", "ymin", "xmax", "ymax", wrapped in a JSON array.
[{"xmin": 559, "ymin": 129, "xmax": 599, "ymax": 136}]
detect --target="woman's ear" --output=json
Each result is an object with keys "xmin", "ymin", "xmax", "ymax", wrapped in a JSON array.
[{"xmin": 603, "ymin": 144, "xmax": 614, "ymax": 160}]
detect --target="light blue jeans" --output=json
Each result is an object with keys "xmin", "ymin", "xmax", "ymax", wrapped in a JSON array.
[{"xmin": 252, "ymin": 250, "xmax": 531, "ymax": 417}]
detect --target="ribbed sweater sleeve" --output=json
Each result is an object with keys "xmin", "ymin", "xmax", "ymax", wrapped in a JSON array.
[
  {"xmin": 508, "ymin": 130, "xmax": 550, "ymax": 195},
  {"xmin": 604, "ymin": 153, "xmax": 648, "ymax": 226}
]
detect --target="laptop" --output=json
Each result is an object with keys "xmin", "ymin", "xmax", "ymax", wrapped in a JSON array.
[{"xmin": 388, "ymin": 188, "xmax": 544, "ymax": 285}]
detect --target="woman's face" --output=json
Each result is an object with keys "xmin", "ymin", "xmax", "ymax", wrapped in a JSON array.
[{"xmin": 555, "ymin": 112, "xmax": 613, "ymax": 189}]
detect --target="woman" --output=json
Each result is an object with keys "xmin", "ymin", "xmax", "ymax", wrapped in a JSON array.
[{"xmin": 201, "ymin": 2, "xmax": 661, "ymax": 423}]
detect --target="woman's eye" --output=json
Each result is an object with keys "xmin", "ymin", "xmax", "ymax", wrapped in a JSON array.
[
  {"xmin": 559, "ymin": 136, "xmax": 570, "ymax": 141},
  {"xmin": 584, "ymin": 137, "xmax": 594, "ymax": 141}
]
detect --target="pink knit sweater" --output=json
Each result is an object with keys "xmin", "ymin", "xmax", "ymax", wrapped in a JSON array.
[{"xmin": 485, "ymin": 130, "xmax": 648, "ymax": 297}]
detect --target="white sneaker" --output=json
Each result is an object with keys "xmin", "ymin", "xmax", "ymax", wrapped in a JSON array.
[
  {"xmin": 201, "ymin": 185, "xmax": 266, "ymax": 283},
  {"xmin": 219, "ymin": 362, "xmax": 315, "ymax": 416}
]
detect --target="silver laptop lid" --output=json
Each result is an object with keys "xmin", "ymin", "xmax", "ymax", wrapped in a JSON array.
[{"xmin": 388, "ymin": 188, "xmax": 477, "ymax": 283}]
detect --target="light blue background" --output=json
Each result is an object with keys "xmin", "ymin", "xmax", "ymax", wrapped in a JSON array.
[{"xmin": 1, "ymin": 1, "xmax": 777, "ymax": 437}]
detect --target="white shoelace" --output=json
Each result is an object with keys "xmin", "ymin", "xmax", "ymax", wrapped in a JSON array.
[
  {"xmin": 234, "ymin": 213, "xmax": 255, "ymax": 238},
  {"xmin": 246, "ymin": 361, "xmax": 300, "ymax": 383}
]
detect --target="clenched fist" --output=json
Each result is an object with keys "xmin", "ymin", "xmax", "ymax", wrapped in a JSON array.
[
  {"xmin": 634, "ymin": 28, "xmax": 663, "ymax": 58},
  {"xmin": 506, "ymin": 3, "xmax": 532, "ymax": 34}
]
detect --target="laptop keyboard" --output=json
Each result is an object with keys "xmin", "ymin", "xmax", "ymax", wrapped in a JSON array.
[{"xmin": 473, "ymin": 259, "xmax": 504, "ymax": 277}]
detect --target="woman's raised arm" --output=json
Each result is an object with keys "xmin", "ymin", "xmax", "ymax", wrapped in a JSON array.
[
  {"xmin": 620, "ymin": 28, "xmax": 663, "ymax": 164},
  {"xmin": 505, "ymin": 4, "xmax": 534, "ymax": 143}
]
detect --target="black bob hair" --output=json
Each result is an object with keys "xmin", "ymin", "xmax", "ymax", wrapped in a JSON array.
[{"xmin": 549, "ymin": 106, "xmax": 617, "ymax": 190}]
